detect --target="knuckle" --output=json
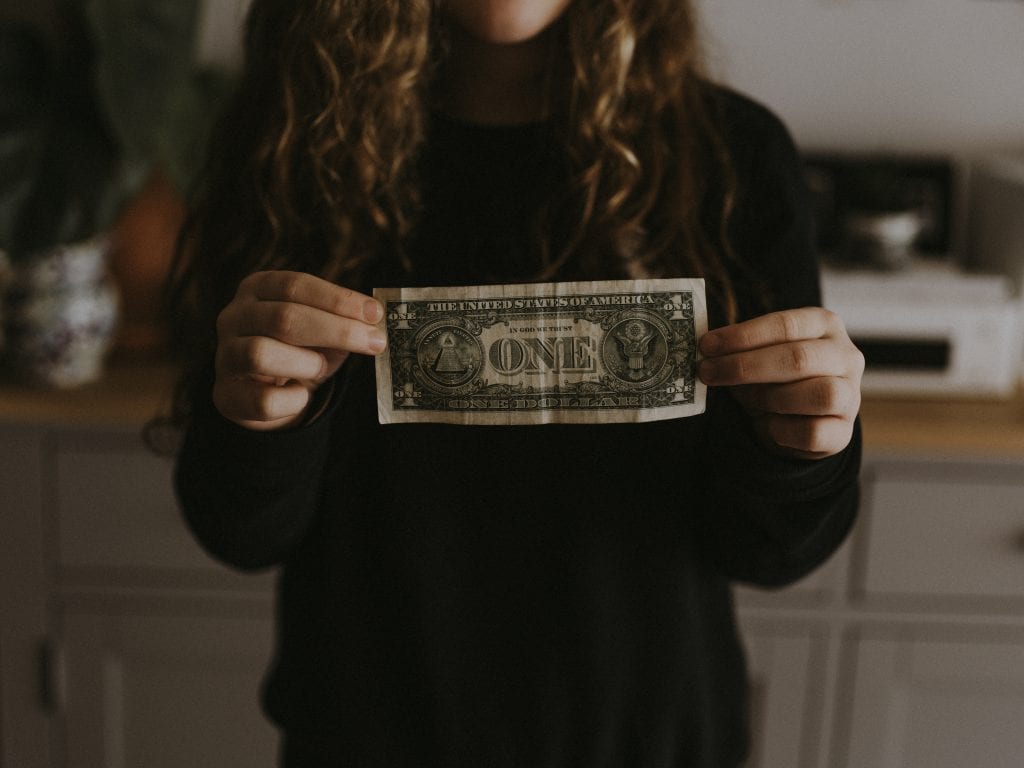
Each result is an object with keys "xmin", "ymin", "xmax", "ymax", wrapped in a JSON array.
[
  {"xmin": 795, "ymin": 418, "xmax": 829, "ymax": 454},
  {"xmin": 242, "ymin": 337, "xmax": 271, "ymax": 373},
  {"xmin": 278, "ymin": 272, "xmax": 303, "ymax": 304},
  {"xmin": 827, "ymin": 379, "xmax": 855, "ymax": 415},
  {"xmin": 821, "ymin": 308, "xmax": 842, "ymax": 330},
  {"xmin": 268, "ymin": 304, "xmax": 300, "ymax": 339},
  {"xmin": 778, "ymin": 311, "xmax": 802, "ymax": 341},
  {"xmin": 238, "ymin": 271, "xmax": 264, "ymax": 296},
  {"xmin": 805, "ymin": 421, "xmax": 830, "ymax": 453},
  {"xmin": 809, "ymin": 378, "xmax": 839, "ymax": 412},
  {"xmin": 236, "ymin": 274, "xmax": 255, "ymax": 294},
  {"xmin": 787, "ymin": 344, "xmax": 813, "ymax": 375},
  {"xmin": 768, "ymin": 416, "xmax": 818, "ymax": 453},
  {"xmin": 810, "ymin": 418, "xmax": 850, "ymax": 455},
  {"xmin": 332, "ymin": 286, "xmax": 356, "ymax": 316},
  {"xmin": 850, "ymin": 345, "xmax": 866, "ymax": 376},
  {"xmin": 766, "ymin": 416, "xmax": 797, "ymax": 449},
  {"xmin": 724, "ymin": 353, "xmax": 747, "ymax": 383},
  {"xmin": 254, "ymin": 386, "xmax": 280, "ymax": 420}
]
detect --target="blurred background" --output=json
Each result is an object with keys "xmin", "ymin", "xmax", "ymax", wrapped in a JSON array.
[{"xmin": 1, "ymin": 2, "xmax": 1022, "ymax": 767}]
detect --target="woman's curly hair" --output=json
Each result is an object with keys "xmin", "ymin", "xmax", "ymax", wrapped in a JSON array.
[{"xmin": 165, "ymin": 0, "xmax": 738, "ymax": 425}]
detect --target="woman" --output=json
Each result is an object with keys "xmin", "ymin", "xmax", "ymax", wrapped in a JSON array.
[{"xmin": 169, "ymin": 1, "xmax": 864, "ymax": 765}]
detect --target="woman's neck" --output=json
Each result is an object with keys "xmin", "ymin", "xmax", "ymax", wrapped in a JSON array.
[{"xmin": 437, "ymin": 23, "xmax": 556, "ymax": 126}]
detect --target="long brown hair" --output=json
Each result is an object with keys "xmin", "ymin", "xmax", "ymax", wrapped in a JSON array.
[{"xmin": 164, "ymin": 0, "xmax": 738, "ymax": 425}]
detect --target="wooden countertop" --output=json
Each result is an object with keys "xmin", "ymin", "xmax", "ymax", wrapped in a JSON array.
[
  {"xmin": 0, "ymin": 356, "xmax": 182, "ymax": 428},
  {"xmin": 858, "ymin": 392, "xmax": 1024, "ymax": 457},
  {"xmin": 1, "ymin": 357, "xmax": 1022, "ymax": 456}
]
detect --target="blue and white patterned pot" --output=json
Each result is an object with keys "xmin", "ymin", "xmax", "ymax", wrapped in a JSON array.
[{"xmin": 4, "ymin": 237, "xmax": 121, "ymax": 388}]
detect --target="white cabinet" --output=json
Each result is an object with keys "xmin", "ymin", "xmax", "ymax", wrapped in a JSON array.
[
  {"xmin": 737, "ymin": 456, "xmax": 1024, "ymax": 768},
  {"xmin": 855, "ymin": 467, "xmax": 1024, "ymax": 606},
  {"xmin": 0, "ymin": 423, "xmax": 277, "ymax": 768},
  {"xmin": 3, "ymin": 409, "xmax": 1023, "ymax": 768},
  {"xmin": 59, "ymin": 609, "xmax": 276, "ymax": 768},
  {"xmin": 740, "ymin": 622, "xmax": 828, "ymax": 768},
  {"xmin": 837, "ymin": 628, "xmax": 1024, "ymax": 768},
  {"xmin": 0, "ymin": 427, "xmax": 52, "ymax": 768}
]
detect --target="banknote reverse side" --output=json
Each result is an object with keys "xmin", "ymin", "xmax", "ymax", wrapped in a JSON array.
[{"xmin": 374, "ymin": 279, "xmax": 707, "ymax": 425}]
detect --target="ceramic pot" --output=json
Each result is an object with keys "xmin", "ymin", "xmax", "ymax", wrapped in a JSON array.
[
  {"xmin": 841, "ymin": 209, "xmax": 925, "ymax": 271},
  {"xmin": 4, "ymin": 237, "xmax": 121, "ymax": 388},
  {"xmin": 108, "ymin": 169, "xmax": 186, "ymax": 355}
]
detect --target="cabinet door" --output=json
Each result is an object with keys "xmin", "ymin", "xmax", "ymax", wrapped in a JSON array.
[
  {"xmin": 59, "ymin": 609, "xmax": 278, "ymax": 768},
  {"xmin": 837, "ymin": 627, "xmax": 1024, "ymax": 768},
  {"xmin": 51, "ymin": 429, "xmax": 271, "ymax": 585},
  {"xmin": 0, "ymin": 427, "xmax": 52, "ymax": 768},
  {"xmin": 739, "ymin": 621, "xmax": 827, "ymax": 768},
  {"xmin": 47, "ymin": 427, "xmax": 280, "ymax": 768},
  {"xmin": 857, "ymin": 463, "xmax": 1024, "ymax": 607}
]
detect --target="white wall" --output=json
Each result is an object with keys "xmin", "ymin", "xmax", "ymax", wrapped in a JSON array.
[
  {"xmin": 698, "ymin": 0, "xmax": 1024, "ymax": 155},
  {"xmin": 196, "ymin": 0, "xmax": 1024, "ymax": 155}
]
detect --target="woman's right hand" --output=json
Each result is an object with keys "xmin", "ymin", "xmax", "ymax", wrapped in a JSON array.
[{"xmin": 212, "ymin": 270, "xmax": 386, "ymax": 431}]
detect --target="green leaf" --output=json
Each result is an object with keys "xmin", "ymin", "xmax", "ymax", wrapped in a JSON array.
[
  {"xmin": 85, "ymin": 0, "xmax": 202, "ymax": 166},
  {"xmin": 155, "ymin": 67, "xmax": 235, "ymax": 194}
]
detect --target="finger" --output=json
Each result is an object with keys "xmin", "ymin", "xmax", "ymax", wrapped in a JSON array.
[
  {"xmin": 217, "ymin": 336, "xmax": 333, "ymax": 383},
  {"xmin": 230, "ymin": 300, "xmax": 386, "ymax": 355},
  {"xmin": 701, "ymin": 307, "xmax": 842, "ymax": 357},
  {"xmin": 732, "ymin": 377, "xmax": 861, "ymax": 418},
  {"xmin": 699, "ymin": 339, "xmax": 851, "ymax": 386},
  {"xmin": 238, "ymin": 271, "xmax": 383, "ymax": 324},
  {"xmin": 757, "ymin": 413, "xmax": 855, "ymax": 459},
  {"xmin": 213, "ymin": 378, "xmax": 312, "ymax": 428}
]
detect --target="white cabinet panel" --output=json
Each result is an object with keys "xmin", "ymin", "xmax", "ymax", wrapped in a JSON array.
[
  {"xmin": 47, "ymin": 429, "xmax": 274, "ymax": 593},
  {"xmin": 739, "ymin": 622, "xmax": 826, "ymax": 768},
  {"xmin": 837, "ymin": 628, "xmax": 1024, "ymax": 768},
  {"xmin": 860, "ymin": 468, "xmax": 1024, "ymax": 603},
  {"xmin": 52, "ymin": 434, "xmax": 212, "ymax": 572},
  {"xmin": 60, "ymin": 610, "xmax": 277, "ymax": 768},
  {"xmin": 0, "ymin": 427, "xmax": 52, "ymax": 768}
]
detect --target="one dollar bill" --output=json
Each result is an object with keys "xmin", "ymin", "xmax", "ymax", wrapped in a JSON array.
[{"xmin": 374, "ymin": 278, "xmax": 707, "ymax": 425}]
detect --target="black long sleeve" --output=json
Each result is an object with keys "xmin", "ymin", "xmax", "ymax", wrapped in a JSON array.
[
  {"xmin": 693, "ymin": 92, "xmax": 860, "ymax": 586},
  {"xmin": 174, "ymin": 367, "xmax": 335, "ymax": 570},
  {"xmin": 174, "ymin": 86, "xmax": 860, "ymax": 768}
]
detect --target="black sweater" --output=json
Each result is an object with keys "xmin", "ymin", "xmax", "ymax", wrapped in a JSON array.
[{"xmin": 175, "ymin": 89, "xmax": 861, "ymax": 768}]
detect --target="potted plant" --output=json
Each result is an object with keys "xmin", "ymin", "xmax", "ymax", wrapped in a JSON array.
[{"xmin": 0, "ymin": 0, "xmax": 233, "ymax": 387}]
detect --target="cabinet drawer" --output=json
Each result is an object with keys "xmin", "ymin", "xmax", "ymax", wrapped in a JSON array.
[
  {"xmin": 48, "ymin": 429, "xmax": 272, "ymax": 591},
  {"xmin": 859, "ymin": 463, "xmax": 1024, "ymax": 603}
]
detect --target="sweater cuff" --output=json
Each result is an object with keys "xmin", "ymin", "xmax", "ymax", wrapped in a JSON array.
[
  {"xmin": 187, "ymin": 379, "xmax": 339, "ymax": 480},
  {"xmin": 705, "ymin": 390, "xmax": 863, "ymax": 504}
]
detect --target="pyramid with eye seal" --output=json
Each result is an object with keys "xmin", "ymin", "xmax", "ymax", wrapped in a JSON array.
[{"xmin": 433, "ymin": 333, "xmax": 467, "ymax": 373}]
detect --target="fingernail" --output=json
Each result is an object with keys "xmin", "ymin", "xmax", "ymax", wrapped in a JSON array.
[
  {"xmin": 363, "ymin": 299, "xmax": 384, "ymax": 324},
  {"xmin": 368, "ymin": 330, "xmax": 387, "ymax": 354}
]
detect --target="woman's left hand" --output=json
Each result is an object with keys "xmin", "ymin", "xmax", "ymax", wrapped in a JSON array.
[{"xmin": 698, "ymin": 307, "xmax": 865, "ymax": 460}]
